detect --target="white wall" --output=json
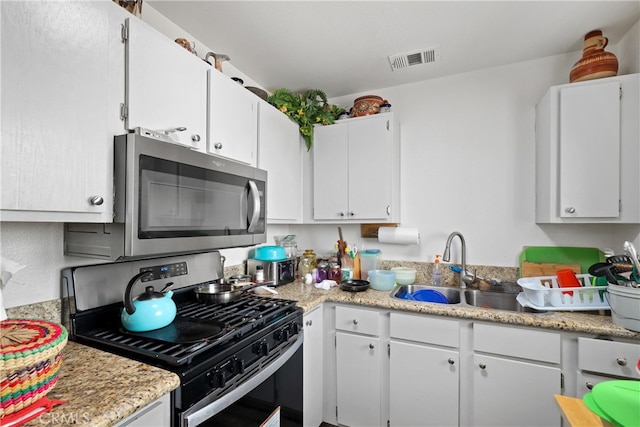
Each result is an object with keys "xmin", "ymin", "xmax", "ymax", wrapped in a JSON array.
[{"xmin": 288, "ymin": 30, "xmax": 640, "ymax": 267}]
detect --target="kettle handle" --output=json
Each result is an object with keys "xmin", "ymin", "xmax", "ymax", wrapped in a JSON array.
[{"xmin": 124, "ymin": 271, "xmax": 153, "ymax": 315}]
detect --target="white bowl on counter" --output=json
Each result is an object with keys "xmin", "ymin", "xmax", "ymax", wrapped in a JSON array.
[{"xmin": 391, "ymin": 267, "xmax": 416, "ymax": 285}]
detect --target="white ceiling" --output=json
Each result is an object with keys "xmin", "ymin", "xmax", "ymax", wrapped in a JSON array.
[{"xmin": 148, "ymin": 1, "xmax": 640, "ymax": 98}]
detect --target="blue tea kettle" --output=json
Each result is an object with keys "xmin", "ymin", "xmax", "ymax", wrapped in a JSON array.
[{"xmin": 121, "ymin": 271, "xmax": 177, "ymax": 332}]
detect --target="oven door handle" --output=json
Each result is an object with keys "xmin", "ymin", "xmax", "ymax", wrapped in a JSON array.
[
  {"xmin": 246, "ymin": 180, "xmax": 261, "ymax": 233},
  {"xmin": 183, "ymin": 333, "xmax": 303, "ymax": 427}
]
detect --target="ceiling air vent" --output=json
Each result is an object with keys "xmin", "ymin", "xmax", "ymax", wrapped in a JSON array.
[{"xmin": 388, "ymin": 47, "xmax": 440, "ymax": 71}]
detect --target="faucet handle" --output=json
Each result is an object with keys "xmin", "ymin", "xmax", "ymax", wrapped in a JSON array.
[{"xmin": 462, "ymin": 269, "xmax": 476, "ymax": 285}]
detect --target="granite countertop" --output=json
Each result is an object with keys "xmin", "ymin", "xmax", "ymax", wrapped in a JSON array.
[
  {"xmin": 272, "ymin": 280, "xmax": 640, "ymax": 340},
  {"xmin": 23, "ymin": 341, "xmax": 180, "ymax": 427}
]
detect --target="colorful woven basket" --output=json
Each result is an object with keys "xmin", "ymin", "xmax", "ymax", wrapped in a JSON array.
[{"xmin": 0, "ymin": 319, "xmax": 68, "ymax": 418}]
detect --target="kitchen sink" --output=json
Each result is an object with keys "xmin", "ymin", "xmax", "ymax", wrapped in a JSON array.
[
  {"xmin": 463, "ymin": 289, "xmax": 525, "ymax": 312},
  {"xmin": 391, "ymin": 285, "xmax": 531, "ymax": 312},
  {"xmin": 391, "ymin": 285, "xmax": 462, "ymax": 304}
]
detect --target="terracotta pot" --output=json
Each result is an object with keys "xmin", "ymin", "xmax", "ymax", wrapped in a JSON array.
[
  {"xmin": 351, "ymin": 95, "xmax": 385, "ymax": 117},
  {"xmin": 569, "ymin": 30, "xmax": 618, "ymax": 83}
]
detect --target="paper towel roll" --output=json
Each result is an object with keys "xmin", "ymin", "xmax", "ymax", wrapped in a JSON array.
[{"xmin": 378, "ymin": 227, "xmax": 420, "ymax": 245}]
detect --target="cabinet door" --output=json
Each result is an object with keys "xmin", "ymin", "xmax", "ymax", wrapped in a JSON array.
[
  {"xmin": 114, "ymin": 393, "xmax": 170, "ymax": 426},
  {"xmin": 473, "ymin": 354, "xmax": 561, "ymax": 427},
  {"xmin": 126, "ymin": 18, "xmax": 208, "ymax": 151},
  {"xmin": 207, "ymin": 69, "xmax": 258, "ymax": 165},
  {"xmin": 303, "ymin": 307, "xmax": 324, "ymax": 427},
  {"xmin": 348, "ymin": 115, "xmax": 393, "ymax": 220},
  {"xmin": 1, "ymin": 1, "xmax": 121, "ymax": 222},
  {"xmin": 390, "ymin": 341, "xmax": 458, "ymax": 427},
  {"xmin": 258, "ymin": 102, "xmax": 302, "ymax": 222},
  {"xmin": 313, "ymin": 123, "xmax": 349, "ymax": 220},
  {"xmin": 336, "ymin": 332, "xmax": 381, "ymax": 426},
  {"xmin": 559, "ymin": 82, "xmax": 620, "ymax": 218}
]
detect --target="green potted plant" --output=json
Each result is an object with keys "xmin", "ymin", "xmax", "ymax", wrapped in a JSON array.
[{"xmin": 267, "ymin": 89, "xmax": 344, "ymax": 151}]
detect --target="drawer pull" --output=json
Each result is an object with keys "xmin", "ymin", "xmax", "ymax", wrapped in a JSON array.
[
  {"xmin": 353, "ymin": 319, "xmax": 358, "ymax": 325},
  {"xmin": 616, "ymin": 357, "xmax": 627, "ymax": 366},
  {"xmin": 306, "ymin": 320, "xmax": 312, "ymax": 326},
  {"xmin": 448, "ymin": 358, "xmax": 455, "ymax": 365},
  {"xmin": 479, "ymin": 363, "xmax": 486, "ymax": 370},
  {"xmin": 369, "ymin": 343, "xmax": 375, "ymax": 349},
  {"xmin": 586, "ymin": 382, "xmax": 594, "ymax": 390}
]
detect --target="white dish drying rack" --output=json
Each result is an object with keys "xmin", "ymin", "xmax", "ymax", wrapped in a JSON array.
[{"xmin": 516, "ymin": 274, "xmax": 609, "ymax": 311}]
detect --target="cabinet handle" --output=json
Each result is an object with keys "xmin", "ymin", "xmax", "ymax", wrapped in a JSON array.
[
  {"xmin": 386, "ymin": 205, "xmax": 391, "ymax": 215},
  {"xmin": 448, "ymin": 358, "xmax": 455, "ymax": 365},
  {"xmin": 90, "ymin": 196, "xmax": 104, "ymax": 206},
  {"xmin": 586, "ymin": 382, "xmax": 594, "ymax": 390},
  {"xmin": 339, "ymin": 212, "xmax": 345, "ymax": 217},
  {"xmin": 306, "ymin": 320, "xmax": 312, "ymax": 327},
  {"xmin": 349, "ymin": 212, "xmax": 355, "ymax": 217},
  {"xmin": 616, "ymin": 357, "xmax": 627, "ymax": 366},
  {"xmin": 565, "ymin": 207, "xmax": 576, "ymax": 214},
  {"xmin": 214, "ymin": 142, "xmax": 223, "ymax": 150},
  {"xmin": 352, "ymin": 319, "xmax": 358, "ymax": 325},
  {"xmin": 479, "ymin": 363, "xmax": 486, "ymax": 369},
  {"xmin": 369, "ymin": 344, "xmax": 375, "ymax": 349},
  {"xmin": 192, "ymin": 134, "xmax": 201, "ymax": 142}
]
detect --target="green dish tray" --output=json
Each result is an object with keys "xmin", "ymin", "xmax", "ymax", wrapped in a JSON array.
[{"xmin": 519, "ymin": 246, "xmax": 605, "ymax": 276}]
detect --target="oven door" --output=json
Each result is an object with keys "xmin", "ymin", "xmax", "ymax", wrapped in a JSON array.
[
  {"xmin": 179, "ymin": 335, "xmax": 303, "ymax": 427},
  {"xmin": 116, "ymin": 133, "xmax": 267, "ymax": 257}
]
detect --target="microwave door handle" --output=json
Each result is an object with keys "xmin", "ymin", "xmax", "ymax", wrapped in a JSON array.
[{"xmin": 247, "ymin": 180, "xmax": 261, "ymax": 233}]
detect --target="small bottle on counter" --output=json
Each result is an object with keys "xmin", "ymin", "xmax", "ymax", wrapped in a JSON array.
[
  {"xmin": 316, "ymin": 261, "xmax": 329, "ymax": 283},
  {"xmin": 255, "ymin": 265, "xmax": 265, "ymax": 283},
  {"xmin": 329, "ymin": 262, "xmax": 341, "ymax": 282},
  {"xmin": 432, "ymin": 255, "xmax": 442, "ymax": 286}
]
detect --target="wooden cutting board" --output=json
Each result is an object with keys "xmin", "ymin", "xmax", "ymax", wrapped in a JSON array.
[{"xmin": 520, "ymin": 262, "xmax": 581, "ymax": 278}]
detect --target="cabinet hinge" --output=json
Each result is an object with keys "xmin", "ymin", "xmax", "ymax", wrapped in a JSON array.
[
  {"xmin": 387, "ymin": 343, "xmax": 390, "ymax": 358},
  {"xmin": 120, "ymin": 103, "xmax": 128, "ymax": 121},
  {"xmin": 334, "ymin": 335, "xmax": 337, "ymax": 348},
  {"xmin": 619, "ymin": 87, "xmax": 622, "ymax": 99},
  {"xmin": 336, "ymin": 406, "xmax": 338, "ymax": 418},
  {"xmin": 387, "ymin": 420, "xmax": 390, "ymax": 427},
  {"xmin": 561, "ymin": 372, "xmax": 565, "ymax": 390},
  {"xmin": 120, "ymin": 23, "xmax": 129, "ymax": 42},
  {"xmin": 386, "ymin": 120, "xmax": 390, "ymax": 131}
]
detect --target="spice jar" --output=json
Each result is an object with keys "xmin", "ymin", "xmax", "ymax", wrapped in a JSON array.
[
  {"xmin": 302, "ymin": 249, "xmax": 317, "ymax": 268},
  {"xmin": 300, "ymin": 257, "xmax": 313, "ymax": 278},
  {"xmin": 328, "ymin": 262, "xmax": 341, "ymax": 282},
  {"xmin": 316, "ymin": 261, "xmax": 329, "ymax": 283}
]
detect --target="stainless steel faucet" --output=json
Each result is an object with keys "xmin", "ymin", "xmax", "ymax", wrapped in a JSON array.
[{"xmin": 442, "ymin": 231, "xmax": 475, "ymax": 289}]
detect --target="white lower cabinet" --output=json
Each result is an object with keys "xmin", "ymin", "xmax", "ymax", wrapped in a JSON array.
[
  {"xmin": 114, "ymin": 393, "xmax": 170, "ymax": 427},
  {"xmin": 303, "ymin": 306, "xmax": 324, "ymax": 427},
  {"xmin": 471, "ymin": 323, "xmax": 562, "ymax": 427},
  {"xmin": 575, "ymin": 336, "xmax": 640, "ymax": 398},
  {"xmin": 335, "ymin": 306, "xmax": 384, "ymax": 427},
  {"xmin": 389, "ymin": 314, "xmax": 459, "ymax": 427}
]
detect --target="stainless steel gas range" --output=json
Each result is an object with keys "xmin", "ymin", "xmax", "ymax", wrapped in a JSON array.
[{"xmin": 61, "ymin": 251, "xmax": 303, "ymax": 427}]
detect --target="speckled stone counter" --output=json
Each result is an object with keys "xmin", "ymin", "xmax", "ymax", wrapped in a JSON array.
[
  {"xmin": 23, "ymin": 341, "xmax": 180, "ymax": 427},
  {"xmin": 273, "ymin": 281, "xmax": 640, "ymax": 340}
]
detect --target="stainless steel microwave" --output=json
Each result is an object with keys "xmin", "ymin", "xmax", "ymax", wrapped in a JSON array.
[{"xmin": 65, "ymin": 133, "xmax": 267, "ymax": 260}]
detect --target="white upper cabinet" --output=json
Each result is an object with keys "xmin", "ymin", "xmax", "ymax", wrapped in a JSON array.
[
  {"xmin": 124, "ymin": 17, "xmax": 209, "ymax": 152},
  {"xmin": 207, "ymin": 69, "xmax": 258, "ymax": 165},
  {"xmin": 535, "ymin": 74, "xmax": 640, "ymax": 223},
  {"xmin": 257, "ymin": 101, "xmax": 303, "ymax": 223},
  {"xmin": 1, "ymin": 0, "xmax": 127, "ymax": 222},
  {"xmin": 313, "ymin": 113, "xmax": 399, "ymax": 223}
]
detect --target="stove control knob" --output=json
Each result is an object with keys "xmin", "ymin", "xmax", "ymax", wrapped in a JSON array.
[
  {"xmin": 281, "ymin": 328, "xmax": 291, "ymax": 342},
  {"xmin": 209, "ymin": 370, "xmax": 226, "ymax": 388},
  {"xmin": 254, "ymin": 340, "xmax": 269, "ymax": 356},
  {"xmin": 291, "ymin": 322, "xmax": 300, "ymax": 334},
  {"xmin": 234, "ymin": 358, "xmax": 245, "ymax": 375}
]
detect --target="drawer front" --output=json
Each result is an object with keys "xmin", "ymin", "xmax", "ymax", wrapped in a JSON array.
[
  {"xmin": 473, "ymin": 323, "xmax": 561, "ymax": 363},
  {"xmin": 575, "ymin": 371, "xmax": 622, "ymax": 398},
  {"xmin": 390, "ymin": 312, "xmax": 459, "ymax": 348},
  {"xmin": 578, "ymin": 337, "xmax": 640, "ymax": 379},
  {"xmin": 335, "ymin": 305, "xmax": 380, "ymax": 336}
]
